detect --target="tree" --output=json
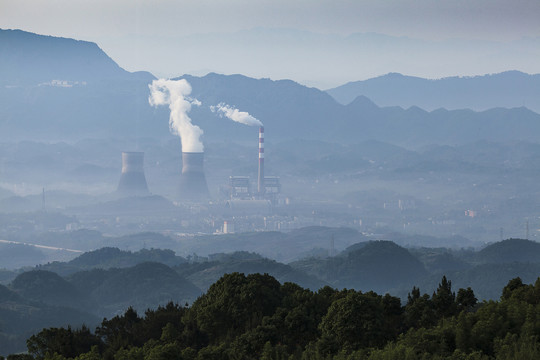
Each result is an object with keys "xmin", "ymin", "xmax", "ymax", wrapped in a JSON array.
[
  {"xmin": 404, "ymin": 287, "xmax": 435, "ymax": 329},
  {"xmin": 502, "ymin": 277, "xmax": 525, "ymax": 300},
  {"xmin": 6, "ymin": 355, "xmax": 34, "ymax": 360},
  {"xmin": 318, "ymin": 291, "xmax": 385, "ymax": 355},
  {"xmin": 188, "ymin": 273, "xmax": 283, "ymax": 343},
  {"xmin": 142, "ymin": 302, "xmax": 186, "ymax": 343},
  {"xmin": 27, "ymin": 326, "xmax": 100, "ymax": 360},
  {"xmin": 432, "ymin": 276, "xmax": 457, "ymax": 318},
  {"xmin": 95, "ymin": 307, "xmax": 143, "ymax": 359},
  {"xmin": 456, "ymin": 287, "xmax": 477, "ymax": 312}
]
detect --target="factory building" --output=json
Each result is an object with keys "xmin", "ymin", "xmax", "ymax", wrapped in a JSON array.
[{"xmin": 227, "ymin": 126, "xmax": 282, "ymax": 203}]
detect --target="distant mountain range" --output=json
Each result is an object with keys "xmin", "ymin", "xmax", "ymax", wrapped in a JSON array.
[
  {"xmin": 326, "ymin": 71, "xmax": 540, "ymax": 113},
  {"xmin": 1, "ymin": 29, "xmax": 540, "ymax": 147},
  {"xmin": 183, "ymin": 73, "xmax": 540, "ymax": 147},
  {"xmin": 101, "ymin": 27, "xmax": 540, "ymax": 90}
]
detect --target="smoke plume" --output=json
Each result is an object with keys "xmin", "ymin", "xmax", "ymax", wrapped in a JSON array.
[
  {"xmin": 210, "ymin": 103, "xmax": 263, "ymax": 126},
  {"xmin": 149, "ymin": 79, "xmax": 204, "ymax": 152}
]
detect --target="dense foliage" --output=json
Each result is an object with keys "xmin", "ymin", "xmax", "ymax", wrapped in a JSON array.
[{"xmin": 8, "ymin": 273, "xmax": 540, "ymax": 359}]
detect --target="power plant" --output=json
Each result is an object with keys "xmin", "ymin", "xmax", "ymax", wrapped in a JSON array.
[
  {"xmin": 117, "ymin": 151, "xmax": 150, "ymax": 196},
  {"xmin": 178, "ymin": 152, "xmax": 209, "ymax": 201},
  {"xmin": 227, "ymin": 126, "xmax": 281, "ymax": 203}
]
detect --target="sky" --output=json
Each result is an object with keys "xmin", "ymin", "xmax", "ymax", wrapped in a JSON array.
[{"xmin": 2, "ymin": 0, "xmax": 540, "ymax": 88}]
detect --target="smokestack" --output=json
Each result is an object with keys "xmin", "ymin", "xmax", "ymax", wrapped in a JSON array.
[
  {"xmin": 258, "ymin": 126, "xmax": 265, "ymax": 195},
  {"xmin": 117, "ymin": 152, "xmax": 150, "ymax": 196},
  {"xmin": 178, "ymin": 152, "xmax": 209, "ymax": 201}
]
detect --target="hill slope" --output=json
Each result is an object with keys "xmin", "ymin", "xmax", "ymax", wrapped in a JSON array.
[
  {"xmin": 292, "ymin": 240, "xmax": 427, "ymax": 293},
  {"xmin": 86, "ymin": 262, "xmax": 201, "ymax": 316},
  {"xmin": 0, "ymin": 29, "xmax": 140, "ymax": 85},
  {"xmin": 476, "ymin": 238, "xmax": 540, "ymax": 264}
]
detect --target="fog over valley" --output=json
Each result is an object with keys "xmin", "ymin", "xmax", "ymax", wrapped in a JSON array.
[{"xmin": 1, "ymin": 3, "xmax": 540, "ymax": 356}]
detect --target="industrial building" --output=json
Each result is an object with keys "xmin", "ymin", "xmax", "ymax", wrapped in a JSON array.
[{"xmin": 227, "ymin": 126, "xmax": 282, "ymax": 203}]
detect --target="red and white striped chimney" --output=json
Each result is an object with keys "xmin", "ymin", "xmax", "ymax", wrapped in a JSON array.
[{"xmin": 258, "ymin": 126, "xmax": 265, "ymax": 195}]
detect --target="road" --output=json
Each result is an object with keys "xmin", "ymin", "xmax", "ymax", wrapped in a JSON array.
[{"xmin": 0, "ymin": 239, "xmax": 83, "ymax": 253}]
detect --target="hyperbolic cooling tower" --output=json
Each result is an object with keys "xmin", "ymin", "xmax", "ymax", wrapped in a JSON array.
[
  {"xmin": 117, "ymin": 151, "xmax": 150, "ymax": 196},
  {"xmin": 178, "ymin": 152, "xmax": 209, "ymax": 201}
]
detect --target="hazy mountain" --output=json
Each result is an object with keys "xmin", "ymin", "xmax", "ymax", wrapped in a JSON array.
[
  {"xmin": 0, "ymin": 28, "xmax": 152, "ymax": 85},
  {"xmin": 291, "ymin": 240, "xmax": 428, "ymax": 293},
  {"xmin": 0, "ymin": 297, "xmax": 98, "ymax": 355},
  {"xmin": 182, "ymin": 226, "xmax": 363, "ymax": 263},
  {"xmin": 3, "ymin": 261, "xmax": 201, "ymax": 323},
  {"xmin": 2, "ymin": 30, "xmax": 540, "ymax": 146},
  {"xmin": 411, "ymin": 262, "xmax": 540, "ymax": 301},
  {"xmin": 10, "ymin": 270, "xmax": 87, "ymax": 308},
  {"xmin": 86, "ymin": 262, "xmax": 200, "ymax": 316},
  {"xmin": 103, "ymin": 28, "xmax": 540, "ymax": 90},
  {"xmin": 327, "ymin": 71, "xmax": 540, "ymax": 113},
  {"xmin": 0, "ymin": 29, "xmax": 161, "ymax": 141},
  {"xmin": 38, "ymin": 246, "xmax": 187, "ymax": 276},
  {"xmin": 409, "ymin": 248, "xmax": 472, "ymax": 274},
  {"xmin": 475, "ymin": 238, "xmax": 540, "ymax": 264},
  {"xmin": 71, "ymin": 246, "xmax": 181, "ymax": 267},
  {"xmin": 0, "ymin": 270, "xmax": 17, "ymax": 285},
  {"xmin": 179, "ymin": 72, "xmax": 341, "ymax": 143},
  {"xmin": 175, "ymin": 252, "xmax": 327, "ymax": 291},
  {"xmin": 2, "ymin": 270, "xmax": 99, "ymax": 353},
  {"xmin": 0, "ymin": 283, "xmax": 21, "ymax": 302},
  {"xmin": 180, "ymin": 73, "xmax": 540, "ymax": 147},
  {"xmin": 380, "ymin": 233, "xmax": 476, "ymax": 249}
]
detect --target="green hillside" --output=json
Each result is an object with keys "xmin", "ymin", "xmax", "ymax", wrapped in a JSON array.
[
  {"xmin": 476, "ymin": 238, "xmax": 540, "ymax": 264},
  {"xmin": 292, "ymin": 240, "xmax": 427, "ymax": 293}
]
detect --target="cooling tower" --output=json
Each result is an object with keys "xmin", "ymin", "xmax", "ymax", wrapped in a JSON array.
[
  {"xmin": 117, "ymin": 152, "xmax": 150, "ymax": 196},
  {"xmin": 178, "ymin": 152, "xmax": 209, "ymax": 201},
  {"xmin": 258, "ymin": 126, "xmax": 265, "ymax": 195}
]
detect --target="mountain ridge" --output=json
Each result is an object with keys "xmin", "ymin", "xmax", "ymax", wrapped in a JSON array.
[
  {"xmin": 0, "ymin": 28, "xmax": 153, "ymax": 85},
  {"xmin": 2, "ymin": 29, "xmax": 540, "ymax": 147},
  {"xmin": 327, "ymin": 71, "xmax": 540, "ymax": 113}
]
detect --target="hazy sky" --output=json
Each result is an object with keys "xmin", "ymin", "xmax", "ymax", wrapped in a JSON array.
[{"xmin": 2, "ymin": 0, "xmax": 540, "ymax": 87}]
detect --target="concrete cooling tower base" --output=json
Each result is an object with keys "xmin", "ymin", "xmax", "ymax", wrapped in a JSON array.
[
  {"xmin": 117, "ymin": 152, "xmax": 150, "ymax": 196},
  {"xmin": 177, "ymin": 152, "xmax": 209, "ymax": 202},
  {"xmin": 118, "ymin": 173, "xmax": 150, "ymax": 195},
  {"xmin": 177, "ymin": 173, "xmax": 209, "ymax": 200}
]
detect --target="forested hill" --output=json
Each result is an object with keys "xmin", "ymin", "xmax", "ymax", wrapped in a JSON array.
[
  {"xmin": 291, "ymin": 240, "xmax": 427, "ymax": 294},
  {"xmin": 475, "ymin": 238, "xmax": 540, "ymax": 264},
  {"xmin": 4, "ymin": 238, "xmax": 540, "ymax": 354},
  {"xmin": 37, "ymin": 246, "xmax": 188, "ymax": 276},
  {"xmin": 12, "ymin": 273, "xmax": 540, "ymax": 359}
]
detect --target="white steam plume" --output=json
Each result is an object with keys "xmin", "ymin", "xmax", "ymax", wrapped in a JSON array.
[
  {"xmin": 149, "ymin": 79, "xmax": 204, "ymax": 153},
  {"xmin": 210, "ymin": 103, "xmax": 263, "ymax": 126}
]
